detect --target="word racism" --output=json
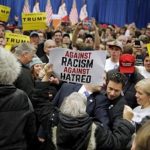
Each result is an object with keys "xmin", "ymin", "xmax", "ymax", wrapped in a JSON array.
[{"xmin": 60, "ymin": 51, "xmax": 94, "ymax": 83}]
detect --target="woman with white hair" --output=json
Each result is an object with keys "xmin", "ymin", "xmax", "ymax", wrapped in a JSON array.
[{"xmin": 0, "ymin": 49, "xmax": 36, "ymax": 150}]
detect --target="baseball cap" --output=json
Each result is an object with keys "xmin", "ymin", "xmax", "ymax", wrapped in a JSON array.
[
  {"xmin": 107, "ymin": 40, "xmax": 123, "ymax": 51},
  {"xmin": 119, "ymin": 54, "xmax": 135, "ymax": 73},
  {"xmin": 30, "ymin": 31, "xmax": 39, "ymax": 37}
]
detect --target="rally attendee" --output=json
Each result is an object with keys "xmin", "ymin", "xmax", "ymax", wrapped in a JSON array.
[
  {"xmin": 107, "ymin": 54, "xmax": 144, "ymax": 108},
  {"xmin": 0, "ymin": 48, "xmax": 36, "ymax": 150},
  {"xmin": 105, "ymin": 40, "xmax": 123, "ymax": 72},
  {"xmin": 14, "ymin": 42, "xmax": 36, "ymax": 100},
  {"xmin": 72, "ymin": 19, "xmax": 100, "ymax": 50},
  {"xmin": 30, "ymin": 31, "xmax": 40, "ymax": 49},
  {"xmin": 52, "ymin": 30, "xmax": 63, "ymax": 47},
  {"xmin": 136, "ymin": 53, "xmax": 150, "ymax": 78},
  {"xmin": 0, "ymin": 22, "xmax": 5, "ymax": 37},
  {"xmin": 40, "ymin": 39, "xmax": 57, "ymax": 63}
]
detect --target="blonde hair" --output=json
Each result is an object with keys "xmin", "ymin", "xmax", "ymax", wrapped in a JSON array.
[
  {"xmin": 135, "ymin": 78, "xmax": 150, "ymax": 96},
  {"xmin": 60, "ymin": 92, "xmax": 87, "ymax": 117}
]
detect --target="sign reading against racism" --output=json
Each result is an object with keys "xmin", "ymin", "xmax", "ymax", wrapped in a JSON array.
[
  {"xmin": 22, "ymin": 12, "xmax": 47, "ymax": 31},
  {"xmin": 0, "ymin": 5, "xmax": 11, "ymax": 22},
  {"xmin": 5, "ymin": 32, "xmax": 30, "ymax": 46},
  {"xmin": 49, "ymin": 48, "xmax": 106, "ymax": 84}
]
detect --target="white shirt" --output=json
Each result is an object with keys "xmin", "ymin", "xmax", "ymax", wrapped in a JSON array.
[
  {"xmin": 105, "ymin": 58, "xmax": 119, "ymax": 72},
  {"xmin": 132, "ymin": 106, "xmax": 150, "ymax": 123},
  {"xmin": 136, "ymin": 66, "xmax": 150, "ymax": 78}
]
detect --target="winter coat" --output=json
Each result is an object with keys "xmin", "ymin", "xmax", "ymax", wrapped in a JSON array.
[
  {"xmin": 14, "ymin": 63, "xmax": 34, "ymax": 100},
  {"xmin": 0, "ymin": 84, "xmax": 36, "ymax": 150},
  {"xmin": 52, "ymin": 113, "xmax": 135, "ymax": 150}
]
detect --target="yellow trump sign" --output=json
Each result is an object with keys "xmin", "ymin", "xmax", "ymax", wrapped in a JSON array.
[
  {"xmin": 0, "ymin": 5, "xmax": 11, "ymax": 22},
  {"xmin": 5, "ymin": 32, "xmax": 30, "ymax": 46},
  {"xmin": 22, "ymin": 12, "xmax": 47, "ymax": 31}
]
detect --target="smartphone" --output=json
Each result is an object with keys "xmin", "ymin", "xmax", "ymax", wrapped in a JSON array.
[{"xmin": 82, "ymin": 20, "xmax": 92, "ymax": 30}]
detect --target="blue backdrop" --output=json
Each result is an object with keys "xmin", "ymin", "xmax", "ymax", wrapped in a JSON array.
[{"xmin": 0, "ymin": 0, "xmax": 150, "ymax": 28}]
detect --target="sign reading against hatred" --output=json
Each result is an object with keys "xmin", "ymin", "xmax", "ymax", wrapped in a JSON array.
[
  {"xmin": 49, "ymin": 48, "xmax": 106, "ymax": 85},
  {"xmin": 5, "ymin": 32, "xmax": 30, "ymax": 46},
  {"xmin": 0, "ymin": 5, "xmax": 11, "ymax": 22},
  {"xmin": 22, "ymin": 12, "xmax": 47, "ymax": 31}
]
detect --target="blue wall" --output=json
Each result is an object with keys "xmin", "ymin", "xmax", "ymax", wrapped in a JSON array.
[{"xmin": 0, "ymin": 0, "xmax": 150, "ymax": 28}]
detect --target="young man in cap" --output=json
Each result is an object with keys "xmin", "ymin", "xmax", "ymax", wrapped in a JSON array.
[
  {"xmin": 107, "ymin": 54, "xmax": 144, "ymax": 108},
  {"xmin": 105, "ymin": 40, "xmax": 123, "ymax": 72}
]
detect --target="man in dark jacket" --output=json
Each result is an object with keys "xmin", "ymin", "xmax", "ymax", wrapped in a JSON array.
[
  {"xmin": 105, "ymin": 72, "xmax": 127, "ymax": 128},
  {"xmin": 14, "ymin": 42, "xmax": 36, "ymax": 100},
  {"xmin": 107, "ymin": 54, "xmax": 144, "ymax": 108},
  {"xmin": 0, "ymin": 49, "xmax": 36, "ymax": 150}
]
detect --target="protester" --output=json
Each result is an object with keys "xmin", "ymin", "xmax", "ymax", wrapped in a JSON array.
[
  {"xmin": 128, "ymin": 78, "xmax": 150, "ymax": 130},
  {"xmin": 0, "ymin": 48, "xmax": 36, "ymax": 150}
]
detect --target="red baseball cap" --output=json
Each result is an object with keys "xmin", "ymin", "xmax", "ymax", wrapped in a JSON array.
[{"xmin": 119, "ymin": 54, "xmax": 135, "ymax": 73}]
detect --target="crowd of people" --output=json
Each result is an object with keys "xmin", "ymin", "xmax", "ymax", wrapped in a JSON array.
[{"xmin": 0, "ymin": 18, "xmax": 150, "ymax": 150}]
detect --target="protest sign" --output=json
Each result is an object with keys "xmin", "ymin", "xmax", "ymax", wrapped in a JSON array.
[
  {"xmin": 0, "ymin": 5, "xmax": 11, "ymax": 22},
  {"xmin": 49, "ymin": 48, "xmax": 106, "ymax": 85},
  {"xmin": 5, "ymin": 32, "xmax": 30, "ymax": 46},
  {"xmin": 22, "ymin": 12, "xmax": 47, "ymax": 31}
]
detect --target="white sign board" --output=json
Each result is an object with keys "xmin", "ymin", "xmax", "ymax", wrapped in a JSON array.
[{"xmin": 49, "ymin": 48, "xmax": 106, "ymax": 85}]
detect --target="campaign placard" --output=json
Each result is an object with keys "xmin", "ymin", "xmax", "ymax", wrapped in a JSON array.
[
  {"xmin": 5, "ymin": 32, "xmax": 30, "ymax": 46},
  {"xmin": 49, "ymin": 48, "xmax": 106, "ymax": 85},
  {"xmin": 0, "ymin": 5, "xmax": 11, "ymax": 22},
  {"xmin": 22, "ymin": 12, "xmax": 47, "ymax": 31}
]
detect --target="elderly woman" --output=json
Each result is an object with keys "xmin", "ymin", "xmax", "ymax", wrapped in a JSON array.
[{"xmin": 132, "ymin": 78, "xmax": 150, "ymax": 129}]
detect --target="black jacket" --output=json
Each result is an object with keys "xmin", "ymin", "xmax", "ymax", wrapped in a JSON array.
[
  {"xmin": 52, "ymin": 83, "xmax": 110, "ymax": 128},
  {"xmin": 56, "ymin": 113, "xmax": 93, "ymax": 150},
  {"xmin": 14, "ymin": 63, "xmax": 34, "ymax": 100},
  {"xmin": 95, "ymin": 119, "xmax": 135, "ymax": 150},
  {"xmin": 0, "ymin": 84, "xmax": 36, "ymax": 150},
  {"xmin": 107, "ymin": 69, "xmax": 144, "ymax": 108}
]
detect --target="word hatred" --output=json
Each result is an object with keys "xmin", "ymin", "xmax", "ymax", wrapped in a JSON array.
[{"xmin": 60, "ymin": 73, "xmax": 91, "ymax": 83}]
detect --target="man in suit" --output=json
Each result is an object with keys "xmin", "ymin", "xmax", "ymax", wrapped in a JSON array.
[{"xmin": 52, "ymin": 82, "xmax": 110, "ymax": 128}]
